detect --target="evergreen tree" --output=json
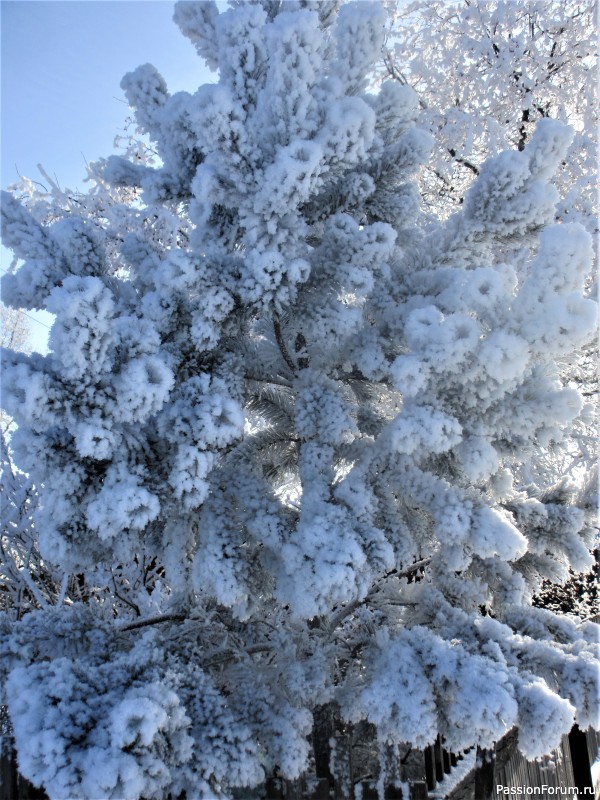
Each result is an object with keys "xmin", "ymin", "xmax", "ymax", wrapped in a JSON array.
[
  {"xmin": 0, "ymin": 2, "xmax": 597, "ymax": 798},
  {"xmin": 381, "ymin": 0, "xmax": 599, "ymax": 623}
]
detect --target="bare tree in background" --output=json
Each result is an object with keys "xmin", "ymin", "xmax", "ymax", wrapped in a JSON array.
[{"xmin": 0, "ymin": 304, "xmax": 31, "ymax": 435}]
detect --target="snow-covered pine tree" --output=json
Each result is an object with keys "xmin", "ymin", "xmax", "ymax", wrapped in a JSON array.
[
  {"xmin": 381, "ymin": 0, "xmax": 599, "ymax": 623},
  {"xmin": 0, "ymin": 2, "xmax": 597, "ymax": 798}
]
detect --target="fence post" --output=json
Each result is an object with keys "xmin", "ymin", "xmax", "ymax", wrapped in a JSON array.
[
  {"xmin": 312, "ymin": 704, "xmax": 334, "ymax": 790},
  {"xmin": 265, "ymin": 772, "xmax": 285, "ymax": 799},
  {"xmin": 1, "ymin": 715, "xmax": 46, "ymax": 800},
  {"xmin": 332, "ymin": 722, "xmax": 354, "ymax": 799},
  {"xmin": 568, "ymin": 725, "xmax": 593, "ymax": 794},
  {"xmin": 424, "ymin": 745, "xmax": 435, "ymax": 791},
  {"xmin": 442, "ymin": 746, "xmax": 451, "ymax": 775},
  {"xmin": 401, "ymin": 744, "xmax": 428, "ymax": 794},
  {"xmin": 0, "ymin": 749, "xmax": 47, "ymax": 800},
  {"xmin": 0, "ymin": 745, "xmax": 19, "ymax": 800},
  {"xmin": 408, "ymin": 781, "xmax": 429, "ymax": 799},
  {"xmin": 433, "ymin": 736, "xmax": 444, "ymax": 784},
  {"xmin": 473, "ymin": 746, "xmax": 495, "ymax": 800}
]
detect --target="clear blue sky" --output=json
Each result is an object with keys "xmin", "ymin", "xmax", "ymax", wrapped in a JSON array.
[{"xmin": 1, "ymin": 0, "xmax": 215, "ymax": 352}]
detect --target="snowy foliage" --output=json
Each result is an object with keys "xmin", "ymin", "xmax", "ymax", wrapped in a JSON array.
[
  {"xmin": 0, "ymin": 2, "xmax": 598, "ymax": 798},
  {"xmin": 382, "ymin": 0, "xmax": 598, "ymax": 230}
]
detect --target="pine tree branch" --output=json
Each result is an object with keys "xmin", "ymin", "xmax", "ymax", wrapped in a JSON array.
[
  {"xmin": 56, "ymin": 573, "xmax": 70, "ymax": 607},
  {"xmin": 18, "ymin": 566, "xmax": 50, "ymax": 610},
  {"xmin": 203, "ymin": 642, "xmax": 274, "ymax": 669},
  {"xmin": 447, "ymin": 148, "xmax": 480, "ymax": 175},
  {"xmin": 273, "ymin": 313, "xmax": 297, "ymax": 373},
  {"xmin": 120, "ymin": 612, "xmax": 187, "ymax": 632},
  {"xmin": 327, "ymin": 557, "xmax": 432, "ymax": 633},
  {"xmin": 112, "ymin": 576, "xmax": 142, "ymax": 617},
  {"xmin": 245, "ymin": 373, "xmax": 293, "ymax": 388}
]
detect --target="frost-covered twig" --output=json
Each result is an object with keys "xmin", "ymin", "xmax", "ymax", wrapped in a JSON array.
[
  {"xmin": 328, "ymin": 557, "xmax": 432, "ymax": 633},
  {"xmin": 56, "ymin": 573, "xmax": 69, "ymax": 607},
  {"xmin": 120, "ymin": 612, "xmax": 186, "ymax": 632},
  {"xmin": 18, "ymin": 566, "xmax": 50, "ymax": 610},
  {"xmin": 273, "ymin": 313, "xmax": 297, "ymax": 374}
]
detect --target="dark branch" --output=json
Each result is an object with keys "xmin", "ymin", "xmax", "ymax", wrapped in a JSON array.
[
  {"xmin": 448, "ymin": 148, "xmax": 480, "ymax": 175},
  {"xmin": 273, "ymin": 313, "xmax": 297, "ymax": 373},
  {"xmin": 327, "ymin": 557, "xmax": 432, "ymax": 633},
  {"xmin": 120, "ymin": 612, "xmax": 186, "ymax": 632}
]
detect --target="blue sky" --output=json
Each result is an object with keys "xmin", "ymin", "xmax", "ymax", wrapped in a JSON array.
[{"xmin": 1, "ymin": 0, "xmax": 215, "ymax": 352}]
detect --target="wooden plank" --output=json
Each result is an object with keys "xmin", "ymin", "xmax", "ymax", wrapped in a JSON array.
[
  {"xmin": 442, "ymin": 747, "xmax": 451, "ymax": 775},
  {"xmin": 307, "ymin": 777, "xmax": 330, "ymax": 800},
  {"xmin": 473, "ymin": 747, "xmax": 495, "ymax": 800},
  {"xmin": 586, "ymin": 727, "xmax": 600, "ymax": 766},
  {"xmin": 401, "ymin": 745, "xmax": 428, "ymax": 786},
  {"xmin": 331, "ymin": 726, "xmax": 353, "ymax": 800},
  {"xmin": 409, "ymin": 780, "xmax": 429, "ymax": 799},
  {"xmin": 562, "ymin": 732, "xmax": 576, "ymax": 787},
  {"xmin": 434, "ymin": 737, "xmax": 444, "ymax": 783},
  {"xmin": 360, "ymin": 780, "xmax": 378, "ymax": 800},
  {"xmin": 569, "ymin": 725, "xmax": 594, "ymax": 794},
  {"xmin": 285, "ymin": 776, "xmax": 307, "ymax": 799},
  {"xmin": 0, "ymin": 745, "xmax": 47, "ymax": 800},
  {"xmin": 18, "ymin": 777, "xmax": 48, "ymax": 800},
  {"xmin": 424, "ymin": 745, "xmax": 435, "ymax": 791},
  {"xmin": 0, "ymin": 747, "xmax": 19, "ymax": 800},
  {"xmin": 495, "ymin": 728, "xmax": 519, "ymax": 773},
  {"xmin": 312, "ymin": 704, "xmax": 334, "ymax": 784},
  {"xmin": 384, "ymin": 784, "xmax": 404, "ymax": 799},
  {"xmin": 265, "ymin": 775, "xmax": 285, "ymax": 799}
]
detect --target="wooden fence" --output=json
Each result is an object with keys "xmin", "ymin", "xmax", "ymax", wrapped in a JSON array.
[
  {"xmin": 1, "ymin": 703, "xmax": 597, "ymax": 800},
  {"xmin": 444, "ymin": 726, "xmax": 599, "ymax": 800},
  {"xmin": 1, "ymin": 705, "xmax": 46, "ymax": 800}
]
